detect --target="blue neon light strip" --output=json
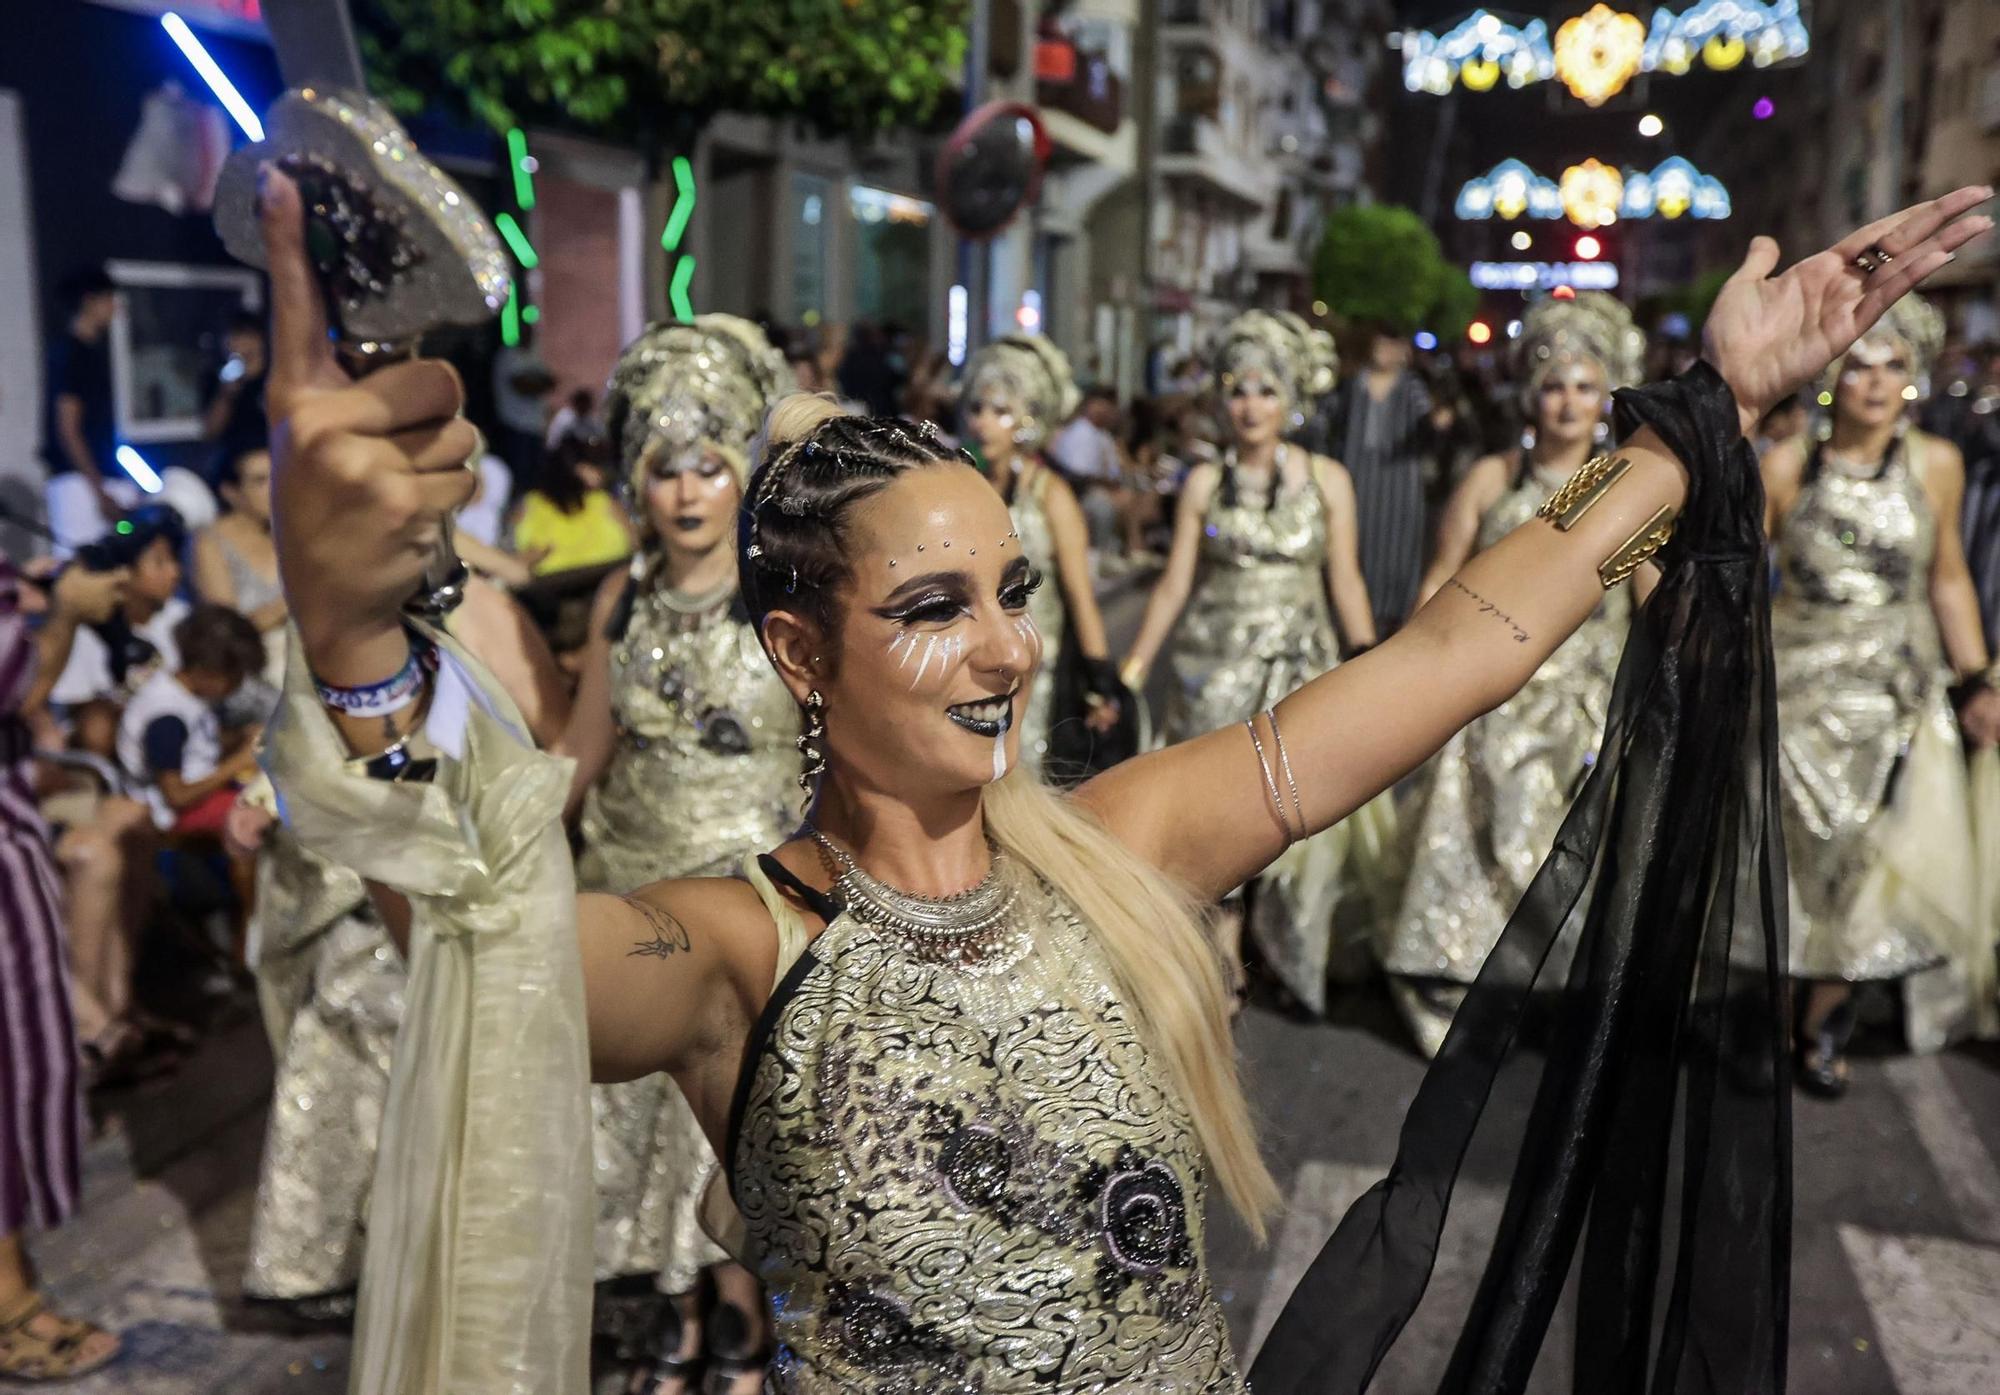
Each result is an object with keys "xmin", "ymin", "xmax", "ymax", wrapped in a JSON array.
[{"xmin": 161, "ymin": 13, "xmax": 264, "ymax": 141}]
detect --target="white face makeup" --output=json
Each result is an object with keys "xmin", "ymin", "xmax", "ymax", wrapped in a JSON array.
[
  {"xmin": 964, "ymin": 389, "xmax": 1024, "ymax": 458},
  {"xmin": 1834, "ymin": 334, "xmax": 1914, "ymax": 426},
  {"xmin": 644, "ymin": 445, "xmax": 740, "ymax": 555},
  {"xmin": 1224, "ymin": 370, "xmax": 1286, "ymax": 447},
  {"xmin": 1532, "ymin": 356, "xmax": 1608, "ymax": 444}
]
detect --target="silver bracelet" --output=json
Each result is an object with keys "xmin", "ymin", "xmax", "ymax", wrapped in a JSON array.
[
  {"xmin": 1245, "ymin": 715, "xmax": 1301, "ymax": 845},
  {"xmin": 1263, "ymin": 706, "xmax": 1307, "ymax": 839}
]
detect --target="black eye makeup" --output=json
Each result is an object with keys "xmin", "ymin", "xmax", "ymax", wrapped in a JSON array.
[{"xmin": 874, "ymin": 558, "xmax": 1039, "ymax": 628}]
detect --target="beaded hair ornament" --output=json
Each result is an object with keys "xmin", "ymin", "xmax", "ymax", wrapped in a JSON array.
[
  {"xmin": 742, "ymin": 415, "xmax": 976, "ymax": 574},
  {"xmin": 1513, "ymin": 291, "xmax": 1646, "ymax": 399},
  {"xmin": 1213, "ymin": 309, "xmax": 1339, "ymax": 412}
]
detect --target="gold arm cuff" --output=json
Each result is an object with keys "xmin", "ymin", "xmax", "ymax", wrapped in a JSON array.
[
  {"xmin": 1536, "ymin": 453, "xmax": 1633, "ymax": 531},
  {"xmin": 1598, "ymin": 505, "xmax": 1677, "ymax": 588}
]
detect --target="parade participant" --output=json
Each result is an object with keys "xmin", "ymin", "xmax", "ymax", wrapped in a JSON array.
[
  {"xmin": 253, "ymin": 166, "xmax": 1990, "ymax": 1395},
  {"xmin": 556, "ymin": 315, "xmax": 796, "ymax": 1392},
  {"xmin": 1762, "ymin": 293, "xmax": 2000, "ymax": 1093},
  {"xmin": 1325, "ymin": 326, "xmax": 1436, "ymax": 636},
  {"xmin": 1121, "ymin": 310, "xmax": 1380, "ymax": 1014},
  {"xmin": 957, "ymin": 334, "xmax": 1120, "ymax": 775},
  {"xmin": 1381, "ymin": 293, "xmax": 1648, "ymax": 1055}
]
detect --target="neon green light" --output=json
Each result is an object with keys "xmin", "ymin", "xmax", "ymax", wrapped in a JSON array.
[
  {"xmin": 506, "ymin": 127, "xmax": 535, "ymax": 210},
  {"xmin": 669, "ymin": 256, "xmax": 696, "ymax": 322},
  {"xmin": 495, "ymin": 212, "xmax": 539, "ymax": 269},
  {"xmin": 501, "ymin": 282, "xmax": 521, "ymax": 346},
  {"xmin": 522, "ymin": 304, "xmax": 541, "ymax": 324},
  {"xmin": 661, "ymin": 155, "xmax": 696, "ymax": 251}
]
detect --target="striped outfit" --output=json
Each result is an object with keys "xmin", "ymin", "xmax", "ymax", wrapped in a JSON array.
[
  {"xmin": 1329, "ymin": 371, "xmax": 1433, "ymax": 636},
  {"xmin": 0, "ymin": 562, "xmax": 82, "ymax": 1235}
]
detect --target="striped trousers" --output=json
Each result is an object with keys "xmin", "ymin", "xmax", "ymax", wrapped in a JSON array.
[
  {"xmin": 1350, "ymin": 457, "xmax": 1427, "ymax": 638},
  {"xmin": 0, "ymin": 734, "xmax": 82, "ymax": 1237}
]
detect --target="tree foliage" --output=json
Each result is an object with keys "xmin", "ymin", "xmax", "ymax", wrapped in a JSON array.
[
  {"xmin": 356, "ymin": 0, "xmax": 970, "ymax": 142},
  {"xmin": 1312, "ymin": 203, "xmax": 1474, "ymax": 337}
]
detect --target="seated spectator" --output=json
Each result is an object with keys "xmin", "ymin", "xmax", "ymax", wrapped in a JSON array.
[
  {"xmin": 48, "ymin": 505, "xmax": 187, "ymax": 758},
  {"xmin": 116, "ymin": 605, "xmax": 264, "ymax": 836},
  {"xmin": 192, "ymin": 448, "xmax": 285, "ymax": 684},
  {"xmin": 1046, "ymin": 387, "xmax": 1128, "ymax": 554},
  {"xmin": 200, "ymin": 311, "xmax": 269, "ymax": 484},
  {"xmin": 511, "ymin": 434, "xmax": 634, "ymax": 577}
]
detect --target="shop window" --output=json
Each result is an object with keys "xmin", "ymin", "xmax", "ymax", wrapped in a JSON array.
[{"xmin": 105, "ymin": 260, "xmax": 259, "ymax": 444}]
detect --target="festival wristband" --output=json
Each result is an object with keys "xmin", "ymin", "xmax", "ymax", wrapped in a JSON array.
[{"xmin": 313, "ymin": 631, "xmax": 438, "ymax": 719}]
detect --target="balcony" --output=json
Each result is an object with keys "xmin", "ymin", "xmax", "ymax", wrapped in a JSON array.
[
  {"xmin": 1036, "ymin": 39, "xmax": 1123, "ymax": 136},
  {"xmin": 1159, "ymin": 114, "xmax": 1272, "ymax": 207}
]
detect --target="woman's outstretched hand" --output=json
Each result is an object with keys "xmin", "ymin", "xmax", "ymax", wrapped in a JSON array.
[
  {"xmin": 260, "ymin": 165, "xmax": 482, "ymax": 685},
  {"xmin": 1702, "ymin": 185, "xmax": 1992, "ymax": 438}
]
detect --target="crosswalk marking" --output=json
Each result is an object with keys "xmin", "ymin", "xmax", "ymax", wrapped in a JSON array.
[
  {"xmin": 1838, "ymin": 1227, "xmax": 2000, "ymax": 1395},
  {"xmin": 1884, "ymin": 1057, "xmax": 2000, "ymax": 1243}
]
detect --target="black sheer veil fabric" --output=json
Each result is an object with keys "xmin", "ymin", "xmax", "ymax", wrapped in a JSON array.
[{"xmin": 1252, "ymin": 363, "xmax": 1792, "ymax": 1394}]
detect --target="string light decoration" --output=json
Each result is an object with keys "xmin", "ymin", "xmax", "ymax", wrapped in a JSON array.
[
  {"xmin": 1403, "ymin": 0, "xmax": 1808, "ymax": 98},
  {"xmin": 1458, "ymin": 156, "xmax": 1730, "ymax": 225},
  {"xmin": 1454, "ymin": 158, "xmax": 1563, "ymax": 222},
  {"xmin": 1399, "ymin": 11, "xmax": 1555, "ymax": 97},
  {"xmin": 1559, "ymin": 158, "xmax": 1625, "ymax": 227},
  {"xmin": 1554, "ymin": 5, "xmax": 1647, "ymax": 107}
]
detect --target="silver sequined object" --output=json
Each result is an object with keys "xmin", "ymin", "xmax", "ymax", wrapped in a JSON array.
[
  {"xmin": 213, "ymin": 87, "xmax": 509, "ymax": 346},
  {"xmin": 811, "ymin": 832, "xmax": 1032, "ymax": 975}
]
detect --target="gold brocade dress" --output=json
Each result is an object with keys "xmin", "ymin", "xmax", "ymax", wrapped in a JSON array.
[
  {"xmin": 1161, "ymin": 456, "xmax": 1370, "ymax": 1015},
  {"xmin": 727, "ymin": 854, "xmax": 1243, "ymax": 1394},
  {"xmin": 1775, "ymin": 439, "xmax": 1984, "ymax": 1048},
  {"xmin": 243, "ymin": 821, "xmax": 405, "ymax": 1308},
  {"xmin": 579, "ymin": 577, "xmax": 800, "ymax": 1291},
  {"xmin": 1381, "ymin": 460, "xmax": 1630, "ymax": 1057},
  {"xmin": 1009, "ymin": 465, "xmax": 1068, "ymax": 773}
]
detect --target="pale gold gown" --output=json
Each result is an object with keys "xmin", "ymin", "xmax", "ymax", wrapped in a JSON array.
[
  {"xmin": 1009, "ymin": 465, "xmax": 1067, "ymax": 774},
  {"xmin": 1775, "ymin": 439, "xmax": 1986, "ymax": 1050},
  {"xmin": 579, "ymin": 578, "xmax": 800, "ymax": 1291},
  {"xmin": 726, "ymin": 854, "xmax": 1243, "ymax": 1393},
  {"xmin": 243, "ymin": 823, "xmax": 404, "ymax": 1309},
  {"xmin": 1381, "ymin": 460, "xmax": 1630, "ymax": 1057},
  {"xmin": 1161, "ymin": 457, "xmax": 1380, "ymax": 1015}
]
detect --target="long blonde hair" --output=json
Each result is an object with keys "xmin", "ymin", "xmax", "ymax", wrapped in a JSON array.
[{"xmin": 742, "ymin": 392, "xmax": 1277, "ymax": 1237}]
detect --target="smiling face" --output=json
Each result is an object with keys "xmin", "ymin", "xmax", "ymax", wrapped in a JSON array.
[
  {"xmin": 1529, "ymin": 354, "xmax": 1608, "ymax": 449},
  {"xmin": 769, "ymin": 462, "xmax": 1042, "ymax": 797},
  {"xmin": 1834, "ymin": 334, "xmax": 1915, "ymax": 431},
  {"xmin": 641, "ymin": 441, "xmax": 741, "ymax": 560},
  {"xmin": 1224, "ymin": 370, "xmax": 1286, "ymax": 449}
]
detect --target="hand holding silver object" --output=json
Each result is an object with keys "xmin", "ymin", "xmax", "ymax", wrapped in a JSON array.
[{"xmin": 212, "ymin": 84, "xmax": 510, "ymax": 618}]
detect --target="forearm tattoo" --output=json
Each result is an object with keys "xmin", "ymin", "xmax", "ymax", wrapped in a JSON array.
[
  {"xmin": 624, "ymin": 898, "xmax": 693, "ymax": 960},
  {"xmin": 1443, "ymin": 576, "xmax": 1530, "ymax": 644}
]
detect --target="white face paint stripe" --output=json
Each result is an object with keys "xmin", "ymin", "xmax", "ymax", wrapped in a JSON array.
[
  {"xmin": 1013, "ymin": 615, "xmax": 1042, "ymax": 660},
  {"xmin": 992, "ymin": 730, "xmax": 1008, "ymax": 782},
  {"xmin": 909, "ymin": 634, "xmax": 938, "ymax": 689}
]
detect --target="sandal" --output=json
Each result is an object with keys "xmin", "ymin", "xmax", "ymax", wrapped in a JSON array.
[
  {"xmin": 0, "ymin": 1292, "xmax": 121, "ymax": 1382},
  {"xmin": 634, "ymin": 1297, "xmax": 703, "ymax": 1395},
  {"xmin": 702, "ymin": 1301, "xmax": 771, "ymax": 1395}
]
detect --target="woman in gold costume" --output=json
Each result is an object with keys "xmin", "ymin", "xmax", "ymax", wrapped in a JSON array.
[
  {"xmin": 556, "ymin": 315, "xmax": 797, "ymax": 1390},
  {"xmin": 1762, "ymin": 294, "xmax": 2000, "ymax": 1094},
  {"xmin": 1122, "ymin": 311, "xmax": 1379, "ymax": 1014},
  {"xmin": 956, "ymin": 335, "xmax": 1120, "ymax": 774},
  {"xmin": 247, "ymin": 166, "xmax": 1991, "ymax": 1395},
  {"xmin": 1380, "ymin": 293, "xmax": 1648, "ymax": 1056}
]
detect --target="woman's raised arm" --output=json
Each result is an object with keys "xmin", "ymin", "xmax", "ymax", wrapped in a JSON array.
[{"xmin": 1083, "ymin": 189, "xmax": 1993, "ymax": 899}]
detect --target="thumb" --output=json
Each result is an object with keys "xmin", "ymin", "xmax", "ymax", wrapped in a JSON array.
[
  {"xmin": 1732, "ymin": 235, "xmax": 1781, "ymax": 283},
  {"xmin": 258, "ymin": 164, "xmax": 337, "ymax": 408}
]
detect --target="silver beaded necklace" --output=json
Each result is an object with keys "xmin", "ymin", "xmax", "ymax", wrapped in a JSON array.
[{"xmin": 809, "ymin": 831, "xmax": 1032, "ymax": 975}]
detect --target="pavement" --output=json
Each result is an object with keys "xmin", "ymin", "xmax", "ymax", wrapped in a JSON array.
[{"xmin": 24, "ymin": 568, "xmax": 2000, "ymax": 1393}]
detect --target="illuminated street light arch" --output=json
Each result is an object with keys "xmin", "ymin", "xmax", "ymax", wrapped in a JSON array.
[{"xmin": 1458, "ymin": 156, "xmax": 1731, "ymax": 226}]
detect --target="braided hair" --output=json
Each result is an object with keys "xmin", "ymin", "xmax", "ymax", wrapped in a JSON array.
[{"xmin": 737, "ymin": 395, "xmax": 972, "ymax": 660}]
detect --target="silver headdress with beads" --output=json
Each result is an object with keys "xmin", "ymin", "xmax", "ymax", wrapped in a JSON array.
[
  {"xmin": 1513, "ymin": 292, "xmax": 1646, "ymax": 397},
  {"xmin": 961, "ymin": 335, "xmax": 1081, "ymax": 448},
  {"xmin": 1822, "ymin": 292, "xmax": 1946, "ymax": 400},
  {"xmin": 1213, "ymin": 310, "xmax": 1339, "ymax": 411},
  {"xmin": 603, "ymin": 314, "xmax": 788, "ymax": 495}
]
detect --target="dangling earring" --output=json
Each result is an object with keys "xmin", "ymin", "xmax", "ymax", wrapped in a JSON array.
[
  {"xmin": 1593, "ymin": 418, "xmax": 1610, "ymax": 445},
  {"xmin": 796, "ymin": 689, "xmax": 827, "ymax": 799}
]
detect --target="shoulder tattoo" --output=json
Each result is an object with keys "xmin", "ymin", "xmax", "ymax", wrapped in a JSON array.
[{"xmin": 623, "ymin": 897, "xmax": 693, "ymax": 960}]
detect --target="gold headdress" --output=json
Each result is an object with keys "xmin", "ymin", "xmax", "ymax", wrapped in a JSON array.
[
  {"xmin": 603, "ymin": 314, "xmax": 787, "ymax": 495},
  {"xmin": 1213, "ymin": 310, "xmax": 1339, "ymax": 412},
  {"xmin": 1513, "ymin": 291, "xmax": 1646, "ymax": 396},
  {"xmin": 961, "ymin": 335, "xmax": 1081, "ymax": 448}
]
